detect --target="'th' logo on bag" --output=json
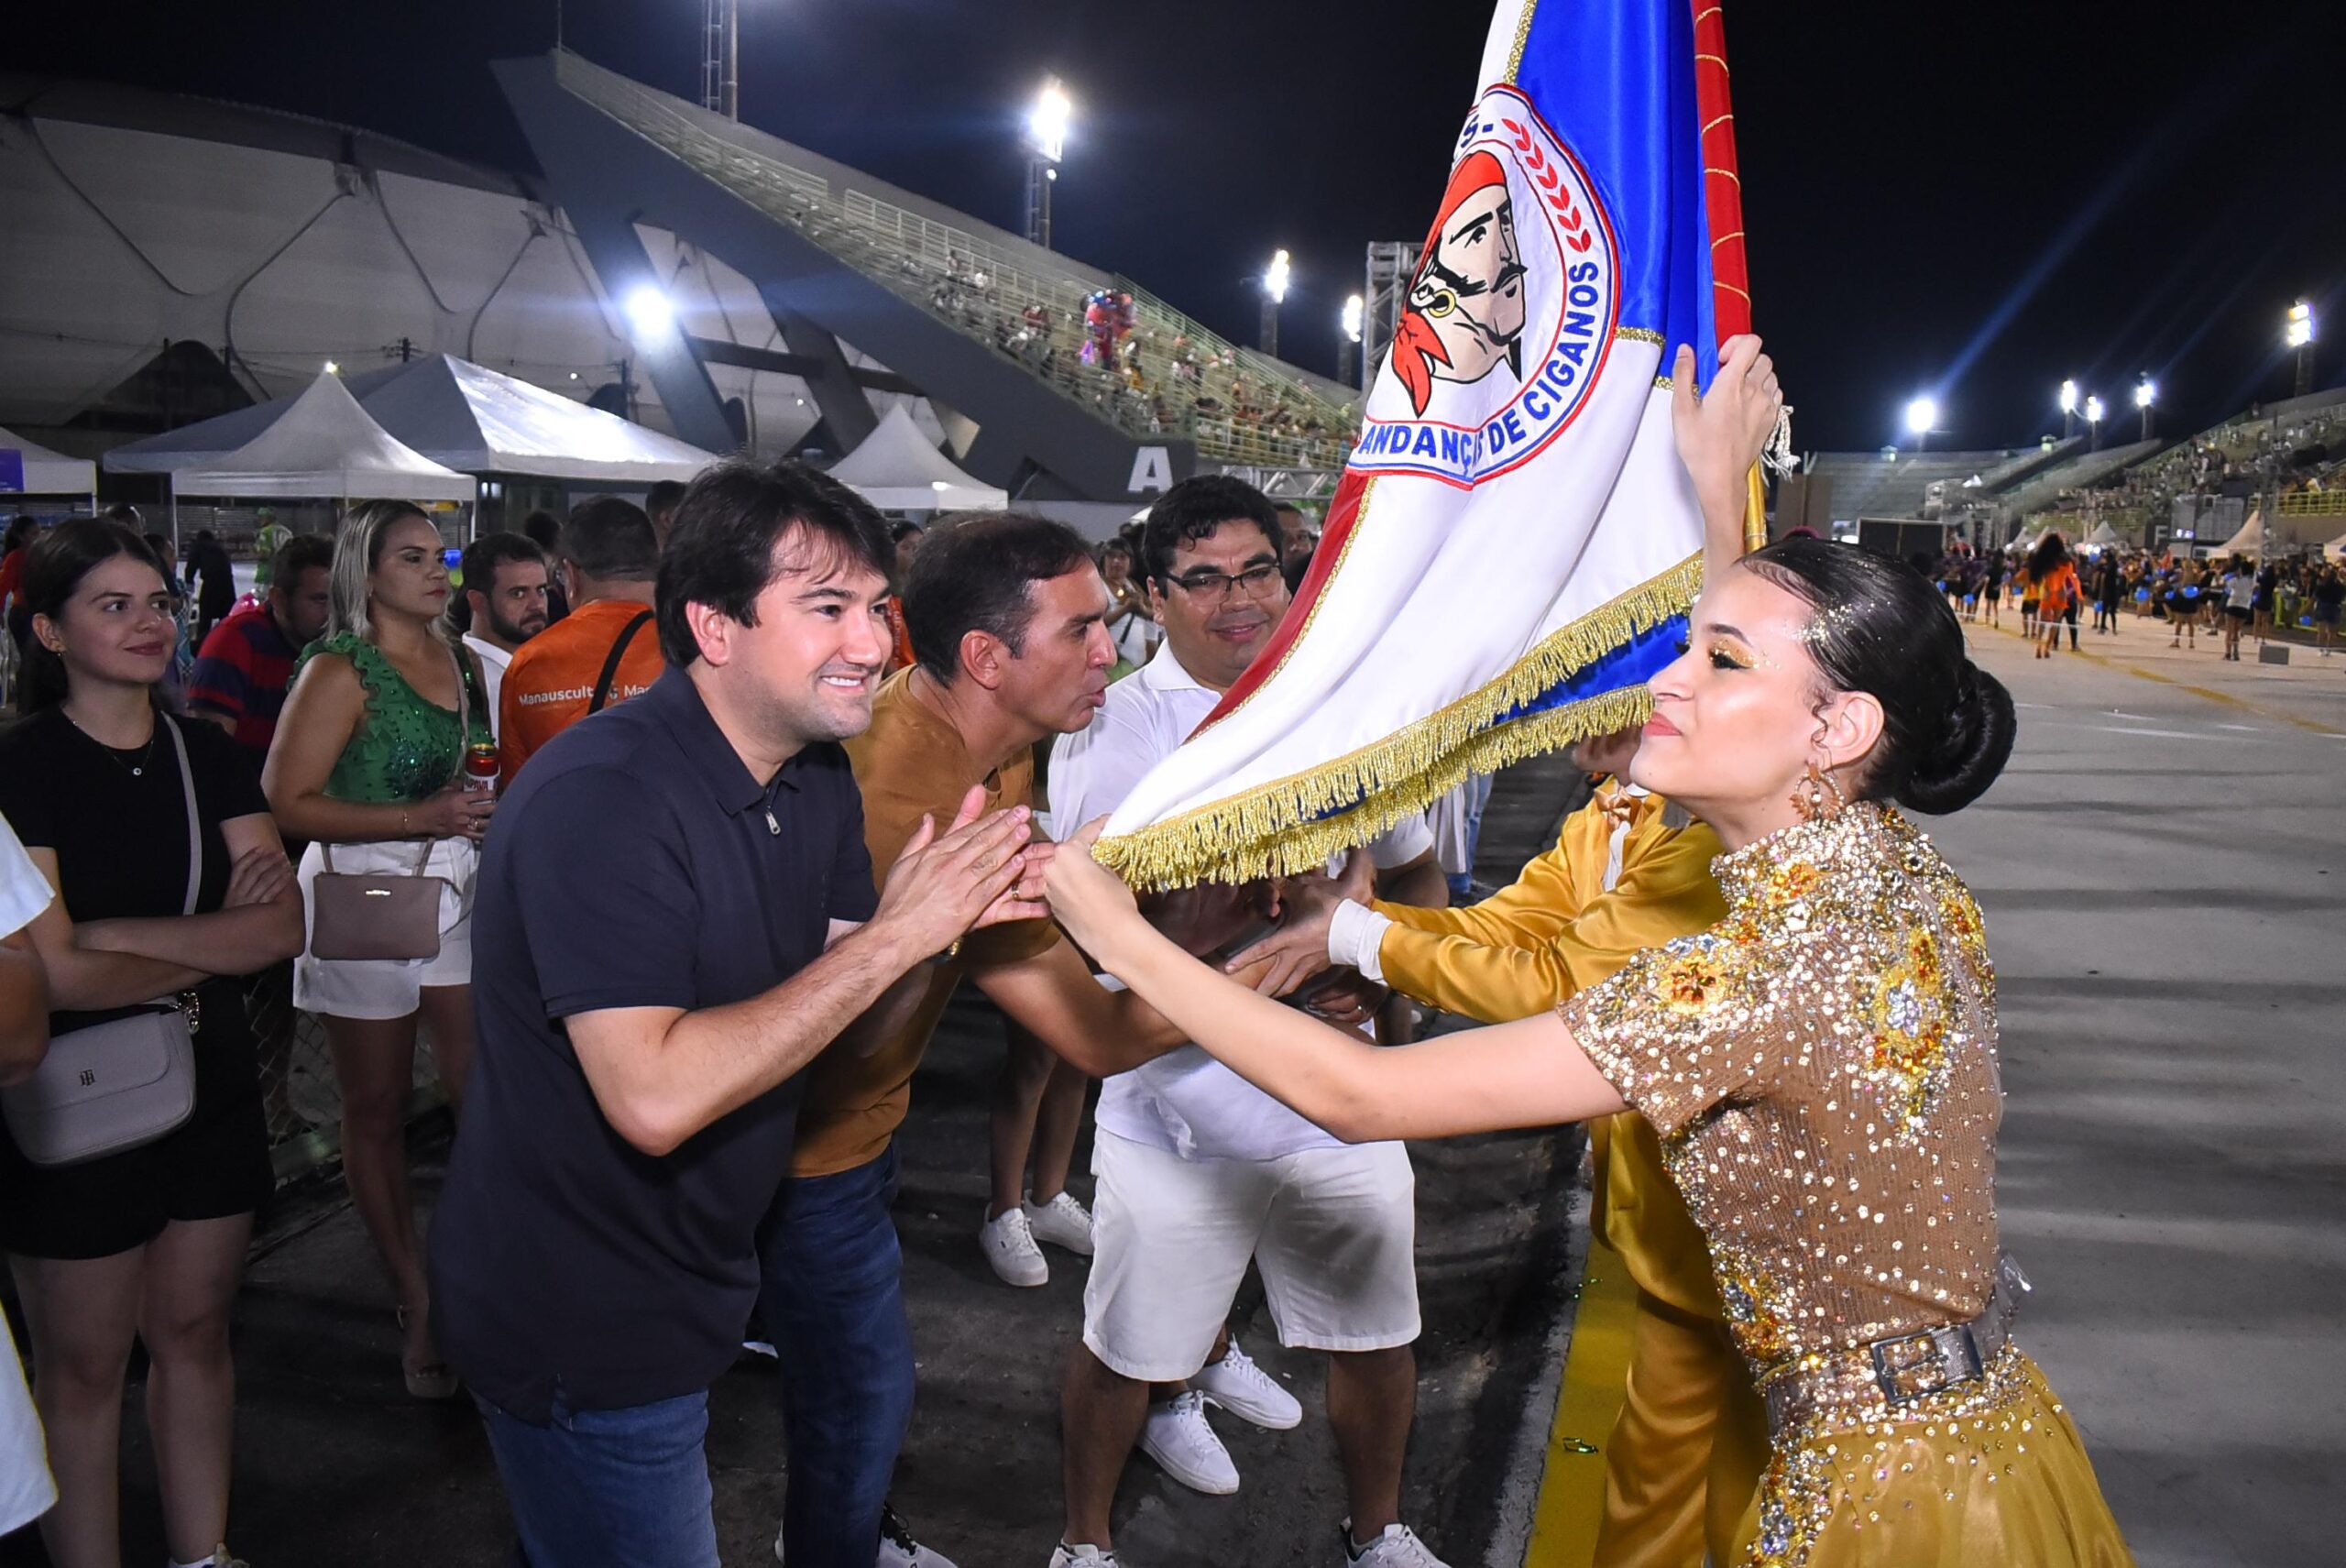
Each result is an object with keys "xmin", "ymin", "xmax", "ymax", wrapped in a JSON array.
[{"xmin": 78, "ymin": 1069, "xmax": 95, "ymax": 1087}]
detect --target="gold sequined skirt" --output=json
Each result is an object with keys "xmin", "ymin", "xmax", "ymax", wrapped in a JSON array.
[{"xmin": 1734, "ymin": 1347, "xmax": 2133, "ymax": 1567}]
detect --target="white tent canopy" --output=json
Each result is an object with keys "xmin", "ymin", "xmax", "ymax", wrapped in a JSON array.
[
  {"xmin": 0, "ymin": 425, "xmax": 97, "ymax": 501},
  {"xmin": 828, "ymin": 405, "xmax": 1007, "ymax": 511},
  {"xmin": 171, "ymin": 373, "xmax": 476, "ymax": 504},
  {"xmin": 2082, "ymin": 521, "xmax": 2123, "ymax": 547},
  {"xmin": 108, "ymin": 355, "xmax": 717, "ymax": 487},
  {"xmin": 2213, "ymin": 510, "xmax": 2264, "ymax": 559},
  {"xmin": 2325, "ymin": 531, "xmax": 2346, "ymax": 564}
]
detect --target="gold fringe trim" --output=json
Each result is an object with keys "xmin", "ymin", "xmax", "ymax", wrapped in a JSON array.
[
  {"xmin": 1505, "ymin": 0, "xmax": 1540, "ymax": 83},
  {"xmin": 1097, "ymin": 554, "xmax": 1701, "ymax": 890},
  {"xmin": 1616, "ymin": 325, "xmax": 1666, "ymax": 345}
]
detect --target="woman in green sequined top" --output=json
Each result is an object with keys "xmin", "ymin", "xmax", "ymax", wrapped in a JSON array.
[
  {"xmin": 1042, "ymin": 347, "xmax": 2133, "ymax": 1565},
  {"xmin": 263, "ymin": 499, "xmax": 493, "ymax": 1401}
]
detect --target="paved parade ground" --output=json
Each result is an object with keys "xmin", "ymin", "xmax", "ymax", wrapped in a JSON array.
[{"xmin": 8, "ymin": 615, "xmax": 2338, "ymax": 1568}]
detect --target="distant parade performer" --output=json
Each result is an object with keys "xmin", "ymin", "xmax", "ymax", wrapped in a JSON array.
[{"xmin": 1044, "ymin": 348, "xmax": 2136, "ymax": 1561}]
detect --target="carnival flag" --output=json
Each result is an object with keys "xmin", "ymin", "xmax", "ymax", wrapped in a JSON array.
[{"xmin": 1097, "ymin": 0, "xmax": 1754, "ymax": 889}]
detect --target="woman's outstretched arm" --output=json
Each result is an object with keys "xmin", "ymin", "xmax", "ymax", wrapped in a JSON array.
[{"xmin": 1047, "ymin": 821, "xmax": 1628, "ymax": 1142}]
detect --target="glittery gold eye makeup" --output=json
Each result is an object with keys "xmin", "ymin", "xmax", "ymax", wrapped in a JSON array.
[{"xmin": 1707, "ymin": 640, "xmax": 1758, "ymax": 671}]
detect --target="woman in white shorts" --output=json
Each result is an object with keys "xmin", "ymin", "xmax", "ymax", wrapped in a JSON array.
[{"xmin": 264, "ymin": 501, "xmax": 495, "ymax": 1400}]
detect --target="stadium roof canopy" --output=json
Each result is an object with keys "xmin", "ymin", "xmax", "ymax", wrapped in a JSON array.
[{"xmin": 0, "ymin": 425, "xmax": 98, "ymax": 499}]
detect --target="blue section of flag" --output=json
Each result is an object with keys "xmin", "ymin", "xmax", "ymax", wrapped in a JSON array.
[
  {"xmin": 1495, "ymin": 614, "xmax": 1688, "ymax": 727},
  {"xmin": 1513, "ymin": 0, "xmax": 1717, "ymax": 385}
]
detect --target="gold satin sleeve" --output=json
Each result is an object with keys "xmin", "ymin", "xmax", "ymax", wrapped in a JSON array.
[{"xmin": 1373, "ymin": 811, "xmax": 1728, "ymax": 1025}]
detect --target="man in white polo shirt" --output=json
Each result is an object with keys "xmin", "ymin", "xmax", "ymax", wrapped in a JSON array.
[
  {"xmin": 0, "ymin": 811, "xmax": 59, "ymax": 1538},
  {"xmin": 1047, "ymin": 478, "xmax": 1451, "ymax": 1568}
]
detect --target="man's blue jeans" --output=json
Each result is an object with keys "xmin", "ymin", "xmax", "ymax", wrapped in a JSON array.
[
  {"xmin": 477, "ymin": 1387, "xmax": 719, "ymax": 1568},
  {"xmin": 758, "ymin": 1142, "xmax": 916, "ymax": 1565}
]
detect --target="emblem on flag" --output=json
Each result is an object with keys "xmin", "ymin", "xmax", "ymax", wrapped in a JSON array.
[
  {"xmin": 1098, "ymin": 0, "xmax": 1755, "ymax": 889},
  {"xmin": 1358, "ymin": 88, "xmax": 1619, "ymax": 488}
]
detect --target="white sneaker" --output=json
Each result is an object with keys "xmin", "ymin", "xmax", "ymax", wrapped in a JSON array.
[
  {"xmin": 1343, "ymin": 1521, "xmax": 1451, "ymax": 1567},
  {"xmin": 774, "ymin": 1505, "xmax": 958, "ymax": 1566},
  {"xmin": 1191, "ymin": 1336, "xmax": 1301, "ymax": 1431},
  {"xmin": 979, "ymin": 1205, "xmax": 1049, "ymax": 1287},
  {"xmin": 1048, "ymin": 1545, "xmax": 1120, "ymax": 1567},
  {"xmin": 1138, "ymin": 1390, "xmax": 1239, "ymax": 1495},
  {"xmin": 1023, "ymin": 1190, "xmax": 1095, "ymax": 1256}
]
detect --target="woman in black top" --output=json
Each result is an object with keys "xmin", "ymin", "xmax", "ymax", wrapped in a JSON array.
[{"xmin": 0, "ymin": 520, "xmax": 302, "ymax": 1568}]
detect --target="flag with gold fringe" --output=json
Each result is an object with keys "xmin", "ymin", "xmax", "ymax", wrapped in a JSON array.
[{"xmin": 1096, "ymin": 0, "xmax": 1754, "ymax": 890}]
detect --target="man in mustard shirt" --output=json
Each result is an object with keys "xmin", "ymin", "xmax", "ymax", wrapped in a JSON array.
[
  {"xmin": 762, "ymin": 512, "xmax": 1191, "ymax": 1568},
  {"xmin": 1237, "ymin": 733, "xmax": 1766, "ymax": 1568}
]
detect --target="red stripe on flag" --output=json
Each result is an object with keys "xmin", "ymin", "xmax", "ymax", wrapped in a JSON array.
[
  {"xmin": 1191, "ymin": 468, "xmax": 1371, "ymax": 737},
  {"xmin": 1692, "ymin": 2, "xmax": 1749, "ymax": 344}
]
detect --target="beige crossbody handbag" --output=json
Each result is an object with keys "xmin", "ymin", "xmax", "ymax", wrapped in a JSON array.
[
  {"xmin": 307, "ymin": 645, "xmax": 475, "ymax": 962},
  {"xmin": 2, "ymin": 716, "xmax": 203, "ymax": 1167}
]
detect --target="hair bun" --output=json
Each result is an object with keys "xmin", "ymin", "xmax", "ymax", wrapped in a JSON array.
[{"xmin": 1896, "ymin": 660, "xmax": 2015, "ymax": 814}]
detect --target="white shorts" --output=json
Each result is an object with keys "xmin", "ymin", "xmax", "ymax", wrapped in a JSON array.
[
  {"xmin": 1082, "ymin": 1128, "xmax": 1420, "ymax": 1382},
  {"xmin": 292, "ymin": 837, "xmax": 479, "ymax": 1020}
]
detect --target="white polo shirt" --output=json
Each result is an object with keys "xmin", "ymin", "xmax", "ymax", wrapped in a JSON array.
[
  {"xmin": 461, "ymin": 633, "xmax": 513, "ymax": 740},
  {"xmin": 1050, "ymin": 643, "xmax": 1433, "ymax": 1163},
  {"xmin": 0, "ymin": 812, "xmax": 58, "ymax": 1536}
]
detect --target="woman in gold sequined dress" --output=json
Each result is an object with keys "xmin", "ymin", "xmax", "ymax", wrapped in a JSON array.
[{"xmin": 1044, "ymin": 533, "xmax": 2133, "ymax": 1566}]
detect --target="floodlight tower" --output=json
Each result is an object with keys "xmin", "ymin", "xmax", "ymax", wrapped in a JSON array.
[
  {"xmin": 1904, "ymin": 395, "xmax": 1938, "ymax": 455},
  {"xmin": 2083, "ymin": 394, "xmax": 2105, "ymax": 452},
  {"xmin": 700, "ymin": 0, "xmax": 738, "ymax": 119},
  {"xmin": 2286, "ymin": 301, "xmax": 2317, "ymax": 399},
  {"xmin": 2058, "ymin": 378, "xmax": 2078, "ymax": 440},
  {"xmin": 1024, "ymin": 80, "xmax": 1071, "ymax": 250},
  {"xmin": 1338, "ymin": 293, "xmax": 1364, "ymax": 385},
  {"xmin": 2133, "ymin": 378, "xmax": 2156, "ymax": 442},
  {"xmin": 1260, "ymin": 248, "xmax": 1291, "ymax": 357}
]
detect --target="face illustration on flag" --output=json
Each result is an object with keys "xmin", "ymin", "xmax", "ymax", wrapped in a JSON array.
[{"xmin": 1097, "ymin": 0, "xmax": 1753, "ymax": 890}]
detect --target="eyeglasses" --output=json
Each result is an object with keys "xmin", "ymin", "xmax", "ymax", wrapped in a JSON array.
[{"xmin": 1167, "ymin": 564, "xmax": 1284, "ymax": 603}]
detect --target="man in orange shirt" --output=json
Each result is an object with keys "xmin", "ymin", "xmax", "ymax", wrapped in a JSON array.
[{"xmin": 497, "ymin": 498, "xmax": 665, "ymax": 783}]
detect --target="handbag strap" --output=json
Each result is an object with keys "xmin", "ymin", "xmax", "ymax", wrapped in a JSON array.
[
  {"xmin": 588, "ymin": 611, "xmax": 656, "ymax": 716},
  {"xmin": 163, "ymin": 714, "xmax": 201, "ymax": 918}
]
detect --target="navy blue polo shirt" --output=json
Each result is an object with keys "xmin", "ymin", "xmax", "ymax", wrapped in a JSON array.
[{"xmin": 430, "ymin": 666, "xmax": 878, "ymax": 1420}]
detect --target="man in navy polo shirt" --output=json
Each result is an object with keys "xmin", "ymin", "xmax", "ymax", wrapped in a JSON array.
[{"xmin": 430, "ymin": 459, "xmax": 1047, "ymax": 1568}]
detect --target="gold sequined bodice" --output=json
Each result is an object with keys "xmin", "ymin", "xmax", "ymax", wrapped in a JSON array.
[{"xmin": 1561, "ymin": 802, "xmax": 2002, "ymax": 1384}]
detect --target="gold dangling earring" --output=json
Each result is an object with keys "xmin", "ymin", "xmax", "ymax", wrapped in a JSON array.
[
  {"xmin": 1814, "ymin": 763, "xmax": 1848, "ymax": 816},
  {"xmin": 1792, "ymin": 764, "xmax": 1823, "ymax": 821}
]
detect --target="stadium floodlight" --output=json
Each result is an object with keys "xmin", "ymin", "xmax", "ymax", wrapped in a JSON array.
[
  {"xmin": 323, "ymin": 360, "xmax": 340, "ymax": 375},
  {"xmin": 624, "ymin": 285, "xmax": 677, "ymax": 342},
  {"xmin": 1903, "ymin": 396, "xmax": 1937, "ymax": 435},
  {"xmin": 1342, "ymin": 293, "xmax": 1365, "ymax": 344},
  {"xmin": 2083, "ymin": 394, "xmax": 2104, "ymax": 422},
  {"xmin": 2057, "ymin": 378, "xmax": 2077, "ymax": 414},
  {"xmin": 1027, "ymin": 79, "xmax": 1072, "ymax": 163},
  {"xmin": 2133, "ymin": 378, "xmax": 2155, "ymax": 410},
  {"xmin": 2286, "ymin": 300, "xmax": 2316, "ymax": 349},
  {"xmin": 1264, "ymin": 249, "xmax": 1292, "ymax": 304}
]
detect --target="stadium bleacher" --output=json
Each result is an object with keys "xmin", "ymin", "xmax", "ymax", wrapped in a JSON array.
[{"xmin": 559, "ymin": 51, "xmax": 1359, "ymax": 476}]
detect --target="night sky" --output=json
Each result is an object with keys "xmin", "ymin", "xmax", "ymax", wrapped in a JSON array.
[{"xmin": 19, "ymin": 0, "xmax": 2338, "ymax": 454}]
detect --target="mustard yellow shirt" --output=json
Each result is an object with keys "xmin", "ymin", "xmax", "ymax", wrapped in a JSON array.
[{"xmin": 1373, "ymin": 784, "xmax": 1728, "ymax": 1316}]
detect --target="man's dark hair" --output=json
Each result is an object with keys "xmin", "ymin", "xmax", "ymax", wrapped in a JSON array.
[
  {"xmin": 269, "ymin": 532, "xmax": 334, "ymax": 591},
  {"xmin": 890, "ymin": 520, "xmax": 926, "ymax": 546},
  {"xmin": 904, "ymin": 512, "xmax": 1093, "ymax": 684},
  {"xmin": 655, "ymin": 457, "xmax": 892, "ymax": 667},
  {"xmin": 194, "ymin": 528, "xmax": 216, "ymax": 544},
  {"xmin": 561, "ymin": 497, "xmax": 659, "ymax": 582},
  {"xmin": 1139, "ymin": 476, "xmax": 1282, "ymax": 587},
  {"xmin": 104, "ymin": 503, "xmax": 143, "ymax": 527},
  {"xmin": 461, "ymin": 531, "xmax": 547, "ymax": 600},
  {"xmin": 643, "ymin": 480, "xmax": 688, "ymax": 522},
  {"xmin": 520, "ymin": 510, "xmax": 562, "ymax": 553}
]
